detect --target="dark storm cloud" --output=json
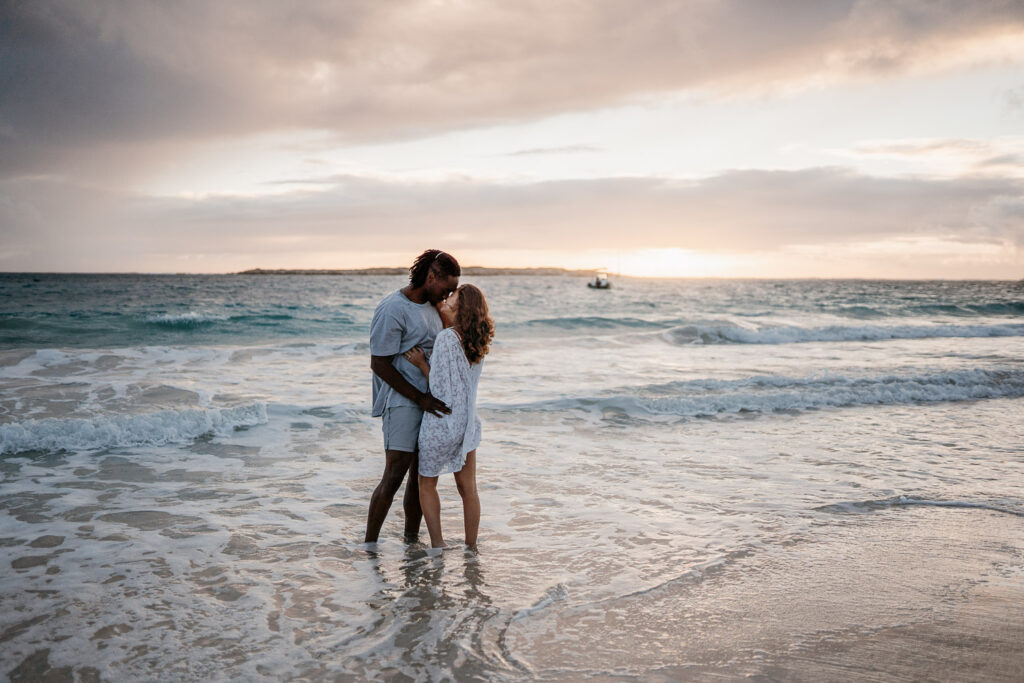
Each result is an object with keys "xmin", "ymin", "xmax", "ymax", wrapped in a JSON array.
[{"xmin": 2, "ymin": 0, "xmax": 1023, "ymax": 178}]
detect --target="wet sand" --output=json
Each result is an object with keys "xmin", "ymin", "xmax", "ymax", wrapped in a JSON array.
[
  {"xmin": 6, "ymin": 505, "xmax": 1020, "ymax": 680},
  {"xmin": 509, "ymin": 506, "xmax": 1024, "ymax": 681}
]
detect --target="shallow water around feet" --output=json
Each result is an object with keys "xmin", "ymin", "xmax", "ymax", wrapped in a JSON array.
[{"xmin": 1, "ymin": 275, "xmax": 1023, "ymax": 680}]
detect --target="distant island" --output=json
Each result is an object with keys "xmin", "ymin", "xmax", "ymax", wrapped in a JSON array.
[{"xmin": 237, "ymin": 267, "xmax": 599, "ymax": 276}]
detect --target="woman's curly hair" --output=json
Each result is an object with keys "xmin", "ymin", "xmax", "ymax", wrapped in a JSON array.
[{"xmin": 454, "ymin": 284, "xmax": 494, "ymax": 364}]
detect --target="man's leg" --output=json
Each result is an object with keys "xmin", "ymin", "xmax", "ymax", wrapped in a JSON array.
[
  {"xmin": 364, "ymin": 449, "xmax": 415, "ymax": 543},
  {"xmin": 403, "ymin": 451, "xmax": 423, "ymax": 541}
]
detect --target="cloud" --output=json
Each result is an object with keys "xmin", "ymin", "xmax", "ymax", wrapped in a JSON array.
[
  {"xmin": 503, "ymin": 146, "xmax": 601, "ymax": 157},
  {"xmin": 3, "ymin": 0, "xmax": 1023, "ymax": 179},
  {"xmin": 1004, "ymin": 84, "xmax": 1024, "ymax": 113},
  {"xmin": 968, "ymin": 194, "xmax": 1024, "ymax": 245},
  {"xmin": 4, "ymin": 167, "xmax": 1021, "ymax": 271},
  {"xmin": 852, "ymin": 139, "xmax": 993, "ymax": 156},
  {"xmin": 834, "ymin": 137, "xmax": 1024, "ymax": 178},
  {"xmin": 976, "ymin": 153, "xmax": 1024, "ymax": 168}
]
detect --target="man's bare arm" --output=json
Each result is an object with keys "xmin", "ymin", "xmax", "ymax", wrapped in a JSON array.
[{"xmin": 371, "ymin": 355, "xmax": 450, "ymax": 417}]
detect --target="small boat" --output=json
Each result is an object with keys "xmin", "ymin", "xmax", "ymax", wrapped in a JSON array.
[{"xmin": 587, "ymin": 272, "xmax": 611, "ymax": 289}]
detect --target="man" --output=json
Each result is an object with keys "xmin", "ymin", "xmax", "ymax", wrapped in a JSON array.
[{"xmin": 365, "ymin": 249, "xmax": 460, "ymax": 543}]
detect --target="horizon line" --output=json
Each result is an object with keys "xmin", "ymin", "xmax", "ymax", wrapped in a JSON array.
[{"xmin": 1, "ymin": 269, "xmax": 1021, "ymax": 282}]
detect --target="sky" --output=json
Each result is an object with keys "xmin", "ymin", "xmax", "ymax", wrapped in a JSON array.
[{"xmin": 1, "ymin": 1, "xmax": 1023, "ymax": 277}]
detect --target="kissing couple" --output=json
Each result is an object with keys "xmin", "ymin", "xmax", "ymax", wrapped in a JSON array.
[{"xmin": 364, "ymin": 249, "xmax": 494, "ymax": 550}]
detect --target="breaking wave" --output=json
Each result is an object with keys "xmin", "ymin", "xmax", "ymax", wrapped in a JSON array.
[
  {"xmin": 512, "ymin": 315, "xmax": 1024, "ymax": 346},
  {"xmin": 145, "ymin": 312, "xmax": 229, "ymax": 327},
  {"xmin": 0, "ymin": 403, "xmax": 268, "ymax": 455},
  {"xmin": 662, "ymin": 321, "xmax": 1024, "ymax": 345},
  {"xmin": 489, "ymin": 368, "xmax": 1024, "ymax": 419}
]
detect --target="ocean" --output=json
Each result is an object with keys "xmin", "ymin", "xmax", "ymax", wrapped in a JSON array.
[{"xmin": 1, "ymin": 274, "xmax": 1023, "ymax": 680}]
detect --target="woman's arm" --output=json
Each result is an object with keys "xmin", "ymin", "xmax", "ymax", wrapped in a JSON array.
[{"xmin": 403, "ymin": 346, "xmax": 430, "ymax": 381}]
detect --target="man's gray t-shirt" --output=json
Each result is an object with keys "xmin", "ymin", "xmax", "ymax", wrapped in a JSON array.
[{"xmin": 369, "ymin": 289, "xmax": 444, "ymax": 417}]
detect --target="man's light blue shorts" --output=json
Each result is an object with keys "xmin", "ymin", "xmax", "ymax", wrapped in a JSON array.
[{"xmin": 382, "ymin": 405, "xmax": 423, "ymax": 453}]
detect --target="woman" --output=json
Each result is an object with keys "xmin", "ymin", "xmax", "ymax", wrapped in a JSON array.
[{"xmin": 403, "ymin": 284, "xmax": 494, "ymax": 550}]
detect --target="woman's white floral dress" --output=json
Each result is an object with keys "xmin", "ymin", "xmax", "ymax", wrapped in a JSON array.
[{"xmin": 417, "ymin": 327, "xmax": 483, "ymax": 477}]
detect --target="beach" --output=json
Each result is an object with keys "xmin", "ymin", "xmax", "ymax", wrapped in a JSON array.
[{"xmin": 2, "ymin": 274, "xmax": 1022, "ymax": 680}]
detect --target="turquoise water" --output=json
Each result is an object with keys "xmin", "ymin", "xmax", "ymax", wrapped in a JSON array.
[
  {"xmin": 1, "ymin": 275, "xmax": 1023, "ymax": 679},
  {"xmin": 4, "ymin": 274, "xmax": 1024, "ymax": 350},
  {"xmin": 1, "ymin": 274, "xmax": 375, "ymax": 348}
]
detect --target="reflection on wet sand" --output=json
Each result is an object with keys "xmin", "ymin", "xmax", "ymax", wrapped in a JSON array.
[{"xmin": 343, "ymin": 546, "xmax": 528, "ymax": 680}]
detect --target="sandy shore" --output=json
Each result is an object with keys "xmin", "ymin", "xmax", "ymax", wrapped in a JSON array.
[
  {"xmin": 3, "ymin": 488, "xmax": 1022, "ymax": 681},
  {"xmin": 509, "ymin": 505, "xmax": 1024, "ymax": 681}
]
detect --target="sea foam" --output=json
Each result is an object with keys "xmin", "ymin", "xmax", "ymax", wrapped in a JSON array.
[
  {"xmin": 662, "ymin": 321, "xmax": 1024, "ymax": 345},
  {"xmin": 492, "ymin": 368, "xmax": 1024, "ymax": 419},
  {"xmin": 145, "ymin": 312, "xmax": 229, "ymax": 326},
  {"xmin": 0, "ymin": 403, "xmax": 268, "ymax": 455}
]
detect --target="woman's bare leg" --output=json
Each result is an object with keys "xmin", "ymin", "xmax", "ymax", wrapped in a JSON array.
[
  {"xmin": 453, "ymin": 450, "xmax": 479, "ymax": 549},
  {"xmin": 418, "ymin": 475, "xmax": 445, "ymax": 548}
]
